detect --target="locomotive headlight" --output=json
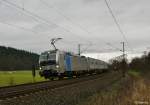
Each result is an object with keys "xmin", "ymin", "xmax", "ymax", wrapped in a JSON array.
[{"xmin": 56, "ymin": 65, "xmax": 59, "ymax": 68}]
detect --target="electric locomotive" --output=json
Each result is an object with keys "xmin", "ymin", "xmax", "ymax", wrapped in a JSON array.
[{"xmin": 39, "ymin": 49, "xmax": 108, "ymax": 79}]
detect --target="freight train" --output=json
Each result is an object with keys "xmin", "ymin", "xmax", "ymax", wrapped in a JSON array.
[{"xmin": 39, "ymin": 50, "xmax": 108, "ymax": 79}]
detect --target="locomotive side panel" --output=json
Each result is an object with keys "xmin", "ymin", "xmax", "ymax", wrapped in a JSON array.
[
  {"xmin": 58, "ymin": 53, "xmax": 65, "ymax": 73},
  {"xmin": 71, "ymin": 55, "xmax": 77, "ymax": 71},
  {"xmin": 88, "ymin": 57, "xmax": 108, "ymax": 72},
  {"xmin": 88, "ymin": 58, "xmax": 96, "ymax": 70},
  {"xmin": 81, "ymin": 57, "xmax": 88, "ymax": 71},
  {"xmin": 71, "ymin": 55, "xmax": 88, "ymax": 71}
]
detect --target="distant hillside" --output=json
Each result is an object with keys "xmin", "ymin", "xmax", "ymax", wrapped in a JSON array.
[{"xmin": 0, "ymin": 46, "xmax": 39, "ymax": 70}]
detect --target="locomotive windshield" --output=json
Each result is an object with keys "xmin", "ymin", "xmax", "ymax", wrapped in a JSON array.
[{"xmin": 39, "ymin": 52, "xmax": 56, "ymax": 66}]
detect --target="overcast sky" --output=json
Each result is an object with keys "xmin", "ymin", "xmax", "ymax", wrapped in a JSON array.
[{"xmin": 0, "ymin": 0, "xmax": 149, "ymax": 60}]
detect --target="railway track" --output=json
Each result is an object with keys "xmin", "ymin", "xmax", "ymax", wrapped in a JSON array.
[{"xmin": 0, "ymin": 72, "xmax": 110, "ymax": 100}]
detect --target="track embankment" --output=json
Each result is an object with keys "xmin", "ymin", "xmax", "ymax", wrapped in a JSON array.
[{"xmin": 0, "ymin": 71, "xmax": 122, "ymax": 105}]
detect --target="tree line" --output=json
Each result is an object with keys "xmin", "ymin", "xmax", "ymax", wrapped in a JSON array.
[
  {"xmin": 110, "ymin": 52, "xmax": 150, "ymax": 73},
  {"xmin": 1, "ymin": 45, "xmax": 150, "ymax": 72},
  {"xmin": 0, "ymin": 46, "xmax": 39, "ymax": 71},
  {"xmin": 130, "ymin": 52, "xmax": 150, "ymax": 72}
]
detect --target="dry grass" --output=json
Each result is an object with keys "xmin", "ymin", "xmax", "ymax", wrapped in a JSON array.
[{"xmin": 81, "ymin": 73, "xmax": 150, "ymax": 105}]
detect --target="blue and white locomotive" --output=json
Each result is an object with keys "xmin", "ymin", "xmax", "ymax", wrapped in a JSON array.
[{"xmin": 39, "ymin": 49, "xmax": 108, "ymax": 79}]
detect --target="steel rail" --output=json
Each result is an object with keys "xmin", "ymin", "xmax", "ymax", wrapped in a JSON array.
[{"xmin": 0, "ymin": 72, "xmax": 110, "ymax": 100}]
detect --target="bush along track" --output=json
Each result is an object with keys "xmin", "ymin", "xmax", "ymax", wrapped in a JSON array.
[{"xmin": 79, "ymin": 71, "xmax": 150, "ymax": 105}]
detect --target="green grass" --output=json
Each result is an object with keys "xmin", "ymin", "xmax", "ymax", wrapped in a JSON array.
[
  {"xmin": 0, "ymin": 71, "xmax": 46, "ymax": 87},
  {"xmin": 128, "ymin": 70, "xmax": 141, "ymax": 77}
]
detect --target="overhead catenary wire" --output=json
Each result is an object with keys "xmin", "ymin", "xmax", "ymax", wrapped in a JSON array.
[
  {"xmin": 104, "ymin": 0, "xmax": 133, "ymax": 51},
  {"xmin": 40, "ymin": 0, "xmax": 133, "ymax": 53},
  {"xmin": 39, "ymin": 0, "xmax": 93, "ymax": 44},
  {"xmin": 42, "ymin": 0, "xmax": 133, "ymax": 53},
  {"xmin": 0, "ymin": 20, "xmax": 57, "ymax": 37},
  {"xmin": 0, "ymin": 21, "xmax": 39, "ymax": 34},
  {"xmin": 106, "ymin": 42, "xmax": 121, "ymax": 51},
  {"xmin": 0, "ymin": 20, "xmax": 92, "ymax": 51},
  {"xmin": 1, "ymin": 0, "xmax": 90, "ymax": 43},
  {"xmin": 79, "ymin": 43, "xmax": 93, "ymax": 54},
  {"xmin": 0, "ymin": 20, "xmax": 90, "ymax": 53},
  {"xmin": 39, "ymin": 0, "xmax": 120, "ymax": 53},
  {"xmin": 1, "ymin": 0, "xmax": 55, "ymax": 28},
  {"xmin": 1, "ymin": 0, "xmax": 135, "ymax": 54},
  {"xmin": 39, "ymin": 0, "xmax": 93, "ymax": 36}
]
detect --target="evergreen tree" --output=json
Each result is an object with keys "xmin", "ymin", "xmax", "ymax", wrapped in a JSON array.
[{"xmin": 0, "ymin": 46, "xmax": 39, "ymax": 70}]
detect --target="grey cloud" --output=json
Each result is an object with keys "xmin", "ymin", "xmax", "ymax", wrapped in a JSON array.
[{"xmin": 0, "ymin": 0, "xmax": 149, "ymax": 57}]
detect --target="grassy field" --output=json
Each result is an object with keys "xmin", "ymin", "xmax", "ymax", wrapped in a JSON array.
[
  {"xmin": 0, "ymin": 71, "xmax": 121, "ymax": 105},
  {"xmin": 0, "ymin": 71, "xmax": 46, "ymax": 87}
]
